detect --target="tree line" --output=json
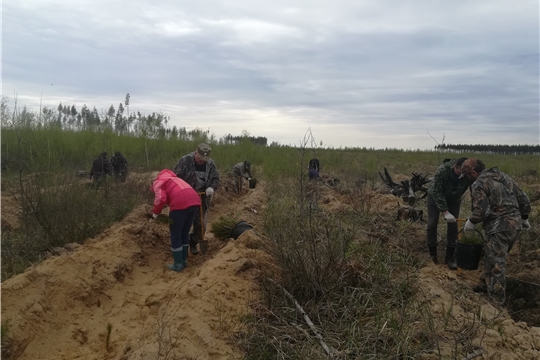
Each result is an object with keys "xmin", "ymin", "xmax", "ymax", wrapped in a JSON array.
[
  {"xmin": 1, "ymin": 95, "xmax": 268, "ymax": 146},
  {"xmin": 435, "ymin": 143, "xmax": 540, "ymax": 155}
]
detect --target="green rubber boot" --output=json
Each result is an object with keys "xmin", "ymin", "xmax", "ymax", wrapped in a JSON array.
[
  {"xmin": 168, "ymin": 250, "xmax": 184, "ymax": 272},
  {"xmin": 182, "ymin": 244, "xmax": 189, "ymax": 268}
]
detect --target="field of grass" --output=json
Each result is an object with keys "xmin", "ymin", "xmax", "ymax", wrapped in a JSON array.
[{"xmin": 2, "ymin": 120, "xmax": 539, "ymax": 358}]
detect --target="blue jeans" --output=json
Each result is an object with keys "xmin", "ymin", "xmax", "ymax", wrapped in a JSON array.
[
  {"xmin": 169, "ymin": 206, "xmax": 198, "ymax": 251},
  {"xmin": 426, "ymin": 194, "xmax": 461, "ymax": 249}
]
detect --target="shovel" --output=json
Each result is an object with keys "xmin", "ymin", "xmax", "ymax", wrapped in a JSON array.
[{"xmin": 197, "ymin": 192, "xmax": 209, "ymax": 254}]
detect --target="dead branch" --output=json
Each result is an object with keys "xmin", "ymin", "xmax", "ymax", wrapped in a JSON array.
[{"xmin": 267, "ymin": 278, "xmax": 333, "ymax": 357}]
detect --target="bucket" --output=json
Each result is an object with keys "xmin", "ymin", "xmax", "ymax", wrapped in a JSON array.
[
  {"xmin": 249, "ymin": 178, "xmax": 257, "ymax": 189},
  {"xmin": 456, "ymin": 229, "xmax": 484, "ymax": 270},
  {"xmin": 229, "ymin": 221, "xmax": 253, "ymax": 240},
  {"xmin": 456, "ymin": 243, "xmax": 483, "ymax": 270}
]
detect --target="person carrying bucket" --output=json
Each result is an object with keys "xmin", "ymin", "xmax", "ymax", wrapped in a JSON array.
[
  {"xmin": 173, "ymin": 143, "xmax": 220, "ymax": 255},
  {"xmin": 461, "ymin": 159, "xmax": 531, "ymax": 305},
  {"xmin": 232, "ymin": 161, "xmax": 252, "ymax": 194},
  {"xmin": 150, "ymin": 169, "xmax": 201, "ymax": 271}
]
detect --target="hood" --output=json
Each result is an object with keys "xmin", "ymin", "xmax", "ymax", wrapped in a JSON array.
[
  {"xmin": 151, "ymin": 169, "xmax": 177, "ymax": 191},
  {"xmin": 156, "ymin": 169, "xmax": 177, "ymax": 180}
]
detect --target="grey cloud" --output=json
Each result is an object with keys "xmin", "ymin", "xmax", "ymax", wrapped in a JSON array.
[{"xmin": 3, "ymin": 0, "xmax": 538, "ymax": 149}]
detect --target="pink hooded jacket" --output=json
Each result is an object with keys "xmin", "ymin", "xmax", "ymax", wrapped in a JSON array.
[{"xmin": 151, "ymin": 169, "xmax": 201, "ymax": 215}]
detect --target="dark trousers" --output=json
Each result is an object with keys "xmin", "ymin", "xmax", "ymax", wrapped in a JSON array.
[
  {"xmin": 426, "ymin": 194, "xmax": 461, "ymax": 249},
  {"xmin": 169, "ymin": 207, "xmax": 198, "ymax": 251},
  {"xmin": 92, "ymin": 174, "xmax": 106, "ymax": 189},
  {"xmin": 235, "ymin": 175, "xmax": 244, "ymax": 193},
  {"xmin": 190, "ymin": 195, "xmax": 210, "ymax": 245}
]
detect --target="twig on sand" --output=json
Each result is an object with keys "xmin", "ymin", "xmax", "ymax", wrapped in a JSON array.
[{"xmin": 267, "ymin": 278, "xmax": 334, "ymax": 357}]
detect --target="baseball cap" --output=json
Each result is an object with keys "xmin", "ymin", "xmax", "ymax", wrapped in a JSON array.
[{"xmin": 196, "ymin": 143, "xmax": 211, "ymax": 161}]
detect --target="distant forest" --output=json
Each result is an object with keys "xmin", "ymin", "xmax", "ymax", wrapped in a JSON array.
[
  {"xmin": 435, "ymin": 144, "xmax": 540, "ymax": 155},
  {"xmin": 2, "ymin": 95, "xmax": 536, "ymax": 152},
  {"xmin": 1, "ymin": 95, "xmax": 268, "ymax": 146}
]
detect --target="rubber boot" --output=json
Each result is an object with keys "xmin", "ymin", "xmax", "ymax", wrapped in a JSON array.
[
  {"xmin": 182, "ymin": 244, "xmax": 189, "ymax": 268},
  {"xmin": 428, "ymin": 246, "xmax": 438, "ymax": 264},
  {"xmin": 445, "ymin": 247, "xmax": 457, "ymax": 270},
  {"xmin": 168, "ymin": 250, "xmax": 184, "ymax": 272}
]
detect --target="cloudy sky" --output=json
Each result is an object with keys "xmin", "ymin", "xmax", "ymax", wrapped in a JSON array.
[{"xmin": 3, "ymin": 0, "xmax": 539, "ymax": 150}]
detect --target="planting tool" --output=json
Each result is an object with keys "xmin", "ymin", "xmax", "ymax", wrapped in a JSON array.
[{"xmin": 197, "ymin": 192, "xmax": 209, "ymax": 254}]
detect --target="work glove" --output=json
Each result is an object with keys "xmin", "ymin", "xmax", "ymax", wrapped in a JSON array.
[
  {"xmin": 443, "ymin": 212, "xmax": 456, "ymax": 223},
  {"xmin": 206, "ymin": 187, "xmax": 214, "ymax": 196},
  {"xmin": 464, "ymin": 219, "xmax": 476, "ymax": 232},
  {"xmin": 152, "ymin": 213, "xmax": 159, "ymax": 219},
  {"xmin": 522, "ymin": 219, "xmax": 531, "ymax": 231}
]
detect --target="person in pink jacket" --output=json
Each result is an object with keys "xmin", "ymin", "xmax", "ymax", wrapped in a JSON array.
[{"xmin": 151, "ymin": 169, "xmax": 201, "ymax": 271}]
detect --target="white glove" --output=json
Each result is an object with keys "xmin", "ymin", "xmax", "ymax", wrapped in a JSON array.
[
  {"xmin": 522, "ymin": 219, "xmax": 531, "ymax": 231},
  {"xmin": 152, "ymin": 213, "xmax": 159, "ymax": 219},
  {"xmin": 464, "ymin": 219, "xmax": 476, "ymax": 231},
  {"xmin": 443, "ymin": 212, "xmax": 456, "ymax": 223},
  {"xmin": 205, "ymin": 187, "xmax": 214, "ymax": 196}
]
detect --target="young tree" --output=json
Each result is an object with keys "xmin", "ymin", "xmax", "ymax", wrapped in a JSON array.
[{"xmin": 124, "ymin": 93, "xmax": 130, "ymax": 133}]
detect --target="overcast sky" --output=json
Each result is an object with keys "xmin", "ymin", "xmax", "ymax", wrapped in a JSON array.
[{"xmin": 3, "ymin": 0, "xmax": 539, "ymax": 150}]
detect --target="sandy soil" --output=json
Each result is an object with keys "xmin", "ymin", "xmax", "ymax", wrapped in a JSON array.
[{"xmin": 2, "ymin": 172, "xmax": 539, "ymax": 359}]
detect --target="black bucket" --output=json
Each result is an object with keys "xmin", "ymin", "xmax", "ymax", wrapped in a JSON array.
[
  {"xmin": 229, "ymin": 221, "xmax": 253, "ymax": 240},
  {"xmin": 249, "ymin": 178, "xmax": 257, "ymax": 189},
  {"xmin": 456, "ymin": 243, "xmax": 483, "ymax": 270}
]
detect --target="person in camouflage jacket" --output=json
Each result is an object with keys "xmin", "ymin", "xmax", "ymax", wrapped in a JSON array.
[
  {"xmin": 426, "ymin": 157, "xmax": 472, "ymax": 269},
  {"xmin": 173, "ymin": 143, "xmax": 220, "ymax": 255},
  {"xmin": 232, "ymin": 160, "xmax": 252, "ymax": 194},
  {"xmin": 111, "ymin": 151, "xmax": 128, "ymax": 183},
  {"xmin": 462, "ymin": 160, "xmax": 531, "ymax": 305}
]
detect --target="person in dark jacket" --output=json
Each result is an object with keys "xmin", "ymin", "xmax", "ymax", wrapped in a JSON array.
[
  {"xmin": 232, "ymin": 161, "xmax": 252, "ymax": 193},
  {"xmin": 462, "ymin": 159, "xmax": 531, "ymax": 305},
  {"xmin": 308, "ymin": 158, "xmax": 320, "ymax": 180},
  {"xmin": 111, "ymin": 151, "xmax": 128, "ymax": 183},
  {"xmin": 89, "ymin": 152, "xmax": 111, "ymax": 189},
  {"xmin": 426, "ymin": 157, "xmax": 471, "ymax": 269},
  {"xmin": 173, "ymin": 143, "xmax": 220, "ymax": 255}
]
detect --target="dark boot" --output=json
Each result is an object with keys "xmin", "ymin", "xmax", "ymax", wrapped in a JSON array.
[
  {"xmin": 445, "ymin": 247, "xmax": 457, "ymax": 270},
  {"xmin": 428, "ymin": 246, "xmax": 438, "ymax": 264},
  {"xmin": 168, "ymin": 250, "xmax": 184, "ymax": 272},
  {"xmin": 189, "ymin": 236, "xmax": 199, "ymax": 255},
  {"xmin": 182, "ymin": 244, "xmax": 189, "ymax": 268}
]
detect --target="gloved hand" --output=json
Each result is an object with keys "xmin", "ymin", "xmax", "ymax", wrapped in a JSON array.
[
  {"xmin": 464, "ymin": 219, "xmax": 476, "ymax": 231},
  {"xmin": 522, "ymin": 219, "xmax": 531, "ymax": 231},
  {"xmin": 443, "ymin": 212, "xmax": 456, "ymax": 223},
  {"xmin": 152, "ymin": 213, "xmax": 159, "ymax": 219},
  {"xmin": 206, "ymin": 187, "xmax": 214, "ymax": 196}
]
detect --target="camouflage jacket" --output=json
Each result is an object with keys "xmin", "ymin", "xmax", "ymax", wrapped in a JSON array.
[
  {"xmin": 428, "ymin": 159, "xmax": 472, "ymax": 212},
  {"xmin": 110, "ymin": 154, "xmax": 128, "ymax": 171},
  {"xmin": 469, "ymin": 167, "xmax": 531, "ymax": 234},
  {"xmin": 232, "ymin": 162, "xmax": 252, "ymax": 178},
  {"xmin": 173, "ymin": 152, "xmax": 220, "ymax": 192}
]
